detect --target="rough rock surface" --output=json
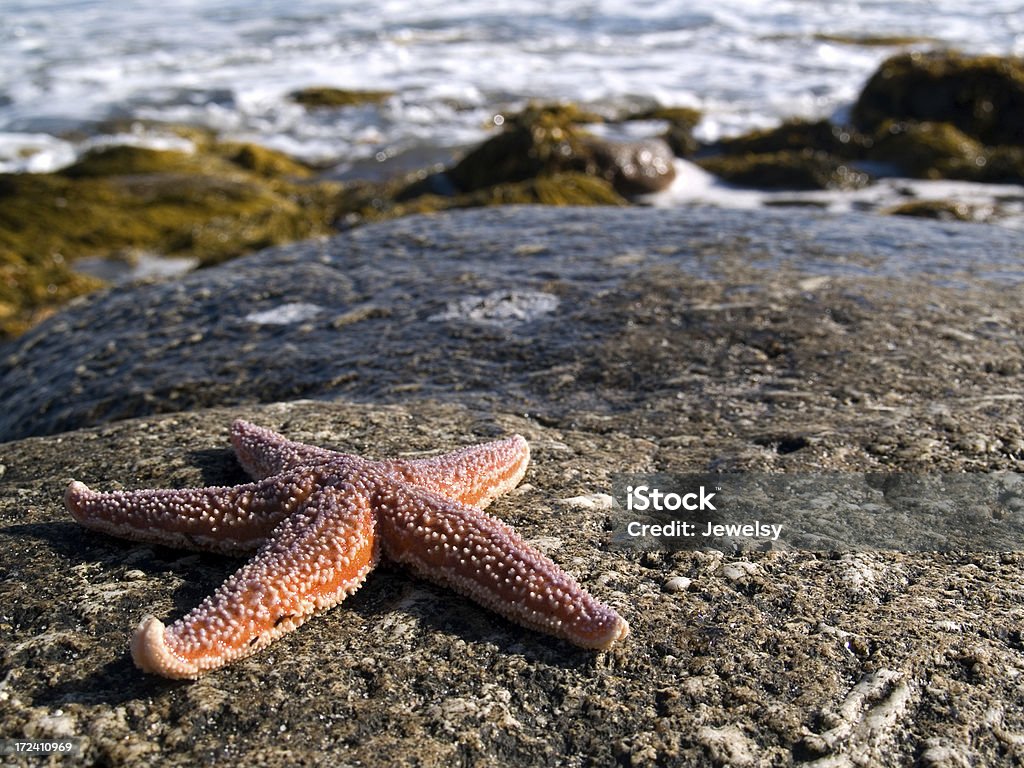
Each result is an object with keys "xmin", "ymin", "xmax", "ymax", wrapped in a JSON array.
[
  {"xmin": 3, "ymin": 205, "xmax": 1024, "ymax": 469},
  {"xmin": 3, "ymin": 403, "xmax": 1024, "ymax": 767},
  {"xmin": 2, "ymin": 206, "xmax": 1024, "ymax": 766}
]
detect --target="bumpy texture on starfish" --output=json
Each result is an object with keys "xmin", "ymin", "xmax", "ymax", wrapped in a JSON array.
[{"xmin": 65, "ymin": 421, "xmax": 629, "ymax": 679}]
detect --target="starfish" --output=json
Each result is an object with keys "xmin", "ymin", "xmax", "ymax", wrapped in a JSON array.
[{"xmin": 64, "ymin": 420, "xmax": 629, "ymax": 679}]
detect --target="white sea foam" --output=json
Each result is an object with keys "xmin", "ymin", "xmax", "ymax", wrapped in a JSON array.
[
  {"xmin": 645, "ymin": 159, "xmax": 1024, "ymax": 230},
  {"xmin": 2, "ymin": 0, "xmax": 1021, "ymax": 174}
]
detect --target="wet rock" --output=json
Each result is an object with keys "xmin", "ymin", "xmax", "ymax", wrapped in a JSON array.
[
  {"xmin": 869, "ymin": 121, "xmax": 1023, "ymax": 182},
  {"xmin": 2, "ymin": 205, "xmax": 1024, "ymax": 479},
  {"xmin": 0, "ymin": 143, "xmax": 342, "ymax": 339},
  {"xmin": 883, "ymin": 199, "xmax": 979, "ymax": 222},
  {"xmin": 582, "ymin": 137, "xmax": 676, "ymax": 194},
  {"xmin": 696, "ymin": 149, "xmax": 869, "ymax": 190},
  {"xmin": 2, "ymin": 204, "xmax": 1024, "ymax": 765},
  {"xmin": 446, "ymin": 103, "xmax": 672, "ymax": 197},
  {"xmin": 710, "ymin": 119, "xmax": 867, "ymax": 160},
  {"xmin": 852, "ymin": 51, "xmax": 1024, "ymax": 146}
]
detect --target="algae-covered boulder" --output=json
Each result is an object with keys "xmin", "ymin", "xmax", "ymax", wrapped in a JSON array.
[
  {"xmin": 852, "ymin": 51, "xmax": 1024, "ymax": 146},
  {"xmin": 696, "ymin": 149, "xmax": 868, "ymax": 190},
  {"xmin": 869, "ymin": 121, "xmax": 986, "ymax": 179},
  {"xmin": 0, "ymin": 142, "xmax": 342, "ymax": 338},
  {"xmin": 0, "ymin": 247, "xmax": 103, "ymax": 338},
  {"xmin": 868, "ymin": 121, "xmax": 1024, "ymax": 182},
  {"xmin": 217, "ymin": 142, "xmax": 316, "ymax": 178},
  {"xmin": 446, "ymin": 103, "xmax": 597, "ymax": 191},
  {"xmin": 340, "ymin": 169, "xmax": 625, "ymax": 228},
  {"xmin": 694, "ymin": 54, "xmax": 1024, "ymax": 187},
  {"xmin": 0, "ymin": 146, "xmax": 337, "ymax": 268},
  {"xmin": 712, "ymin": 119, "xmax": 867, "ymax": 160},
  {"xmin": 59, "ymin": 145, "xmax": 206, "ymax": 178},
  {"xmin": 694, "ymin": 120, "xmax": 871, "ymax": 190},
  {"xmin": 465, "ymin": 172, "xmax": 626, "ymax": 206},
  {"xmin": 447, "ymin": 103, "xmax": 675, "ymax": 197}
]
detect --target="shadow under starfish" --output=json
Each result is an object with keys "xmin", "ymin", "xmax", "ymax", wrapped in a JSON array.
[{"xmin": 65, "ymin": 420, "xmax": 629, "ymax": 679}]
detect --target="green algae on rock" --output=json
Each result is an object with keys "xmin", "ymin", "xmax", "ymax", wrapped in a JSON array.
[
  {"xmin": 447, "ymin": 103, "xmax": 675, "ymax": 197},
  {"xmin": 696, "ymin": 149, "xmax": 869, "ymax": 190},
  {"xmin": 0, "ymin": 142, "xmax": 343, "ymax": 338},
  {"xmin": 811, "ymin": 32, "xmax": 938, "ymax": 47},
  {"xmin": 0, "ymin": 247, "xmax": 103, "ymax": 338},
  {"xmin": 0, "ymin": 149, "xmax": 337, "ymax": 269},
  {"xmin": 447, "ymin": 103, "xmax": 602, "ymax": 192},
  {"xmin": 289, "ymin": 86, "xmax": 393, "ymax": 108},
  {"xmin": 337, "ymin": 171, "xmax": 625, "ymax": 228},
  {"xmin": 883, "ymin": 199, "xmax": 980, "ymax": 222},
  {"xmin": 710, "ymin": 119, "xmax": 867, "ymax": 160},
  {"xmin": 869, "ymin": 121, "xmax": 983, "ymax": 179},
  {"xmin": 852, "ymin": 51, "xmax": 1024, "ymax": 147},
  {"xmin": 693, "ymin": 119, "xmax": 871, "ymax": 191},
  {"xmin": 333, "ymin": 104, "xmax": 644, "ymax": 225},
  {"xmin": 216, "ymin": 142, "xmax": 316, "ymax": 178},
  {"xmin": 465, "ymin": 172, "xmax": 625, "ymax": 206},
  {"xmin": 694, "ymin": 53, "xmax": 1024, "ymax": 189},
  {"xmin": 869, "ymin": 121, "xmax": 1024, "ymax": 183}
]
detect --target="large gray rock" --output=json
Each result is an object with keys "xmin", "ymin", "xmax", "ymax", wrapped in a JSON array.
[
  {"xmin": 2, "ymin": 206, "xmax": 1024, "ymax": 765},
  {"xmin": 2, "ymin": 205, "xmax": 1024, "ymax": 474},
  {"xmin": 1, "ymin": 401, "xmax": 1023, "ymax": 766}
]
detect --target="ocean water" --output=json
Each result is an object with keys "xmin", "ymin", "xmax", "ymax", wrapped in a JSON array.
[{"xmin": 1, "ymin": 0, "xmax": 1022, "ymax": 185}]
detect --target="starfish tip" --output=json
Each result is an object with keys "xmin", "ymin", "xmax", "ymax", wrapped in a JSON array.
[
  {"xmin": 131, "ymin": 616, "xmax": 199, "ymax": 680},
  {"xmin": 64, "ymin": 480, "xmax": 91, "ymax": 519},
  {"xmin": 607, "ymin": 614, "xmax": 630, "ymax": 647},
  {"xmin": 575, "ymin": 612, "xmax": 630, "ymax": 651}
]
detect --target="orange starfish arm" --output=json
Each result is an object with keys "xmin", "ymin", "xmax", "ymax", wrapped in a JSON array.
[
  {"xmin": 377, "ymin": 482, "xmax": 628, "ymax": 650},
  {"xmin": 230, "ymin": 419, "xmax": 338, "ymax": 479},
  {"xmin": 231, "ymin": 418, "xmax": 530, "ymax": 509},
  {"xmin": 64, "ymin": 472, "xmax": 324, "ymax": 555},
  {"xmin": 383, "ymin": 435, "xmax": 531, "ymax": 508},
  {"xmin": 131, "ymin": 485, "xmax": 378, "ymax": 679}
]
